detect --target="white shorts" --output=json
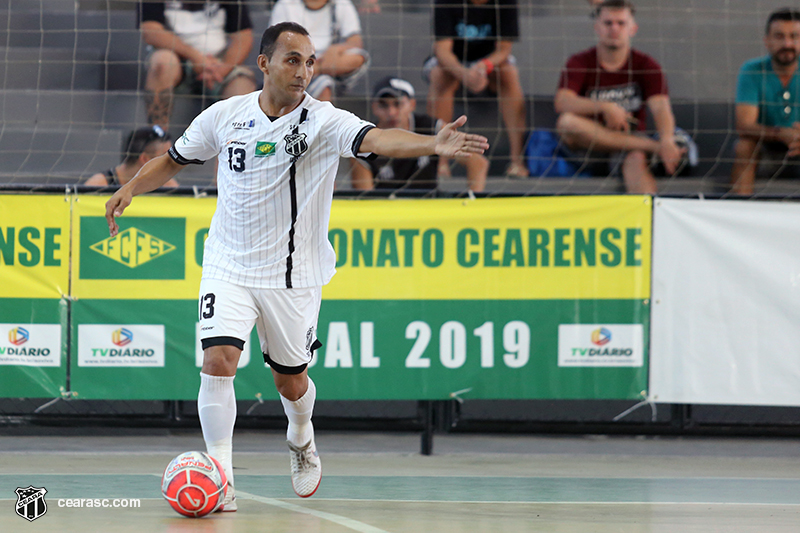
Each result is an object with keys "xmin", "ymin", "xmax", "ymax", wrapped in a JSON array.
[{"xmin": 198, "ymin": 278, "xmax": 323, "ymax": 374}]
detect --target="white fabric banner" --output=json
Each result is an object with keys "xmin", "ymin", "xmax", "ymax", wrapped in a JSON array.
[{"xmin": 650, "ymin": 198, "xmax": 800, "ymax": 406}]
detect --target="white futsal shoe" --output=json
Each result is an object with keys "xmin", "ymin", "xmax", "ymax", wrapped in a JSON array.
[
  {"xmin": 218, "ymin": 481, "xmax": 237, "ymax": 512},
  {"xmin": 288, "ymin": 437, "xmax": 322, "ymax": 497}
]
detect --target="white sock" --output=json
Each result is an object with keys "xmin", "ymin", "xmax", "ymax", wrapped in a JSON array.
[
  {"xmin": 280, "ymin": 377, "xmax": 316, "ymax": 446},
  {"xmin": 198, "ymin": 372, "xmax": 236, "ymax": 488}
]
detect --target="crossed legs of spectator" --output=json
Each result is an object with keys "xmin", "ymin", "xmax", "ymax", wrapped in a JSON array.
[
  {"xmin": 556, "ymin": 112, "xmax": 658, "ymax": 194},
  {"xmin": 145, "ymin": 49, "xmax": 257, "ymax": 129}
]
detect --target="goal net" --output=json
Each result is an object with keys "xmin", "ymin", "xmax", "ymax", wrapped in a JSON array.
[{"xmin": 0, "ymin": 0, "xmax": 797, "ymax": 197}]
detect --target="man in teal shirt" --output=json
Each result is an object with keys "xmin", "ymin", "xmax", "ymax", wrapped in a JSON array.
[{"xmin": 732, "ymin": 8, "xmax": 800, "ymax": 194}]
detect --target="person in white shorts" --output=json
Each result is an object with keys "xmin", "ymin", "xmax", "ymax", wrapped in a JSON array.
[
  {"xmin": 104, "ymin": 21, "xmax": 488, "ymax": 510},
  {"xmin": 269, "ymin": 0, "xmax": 369, "ymax": 101}
]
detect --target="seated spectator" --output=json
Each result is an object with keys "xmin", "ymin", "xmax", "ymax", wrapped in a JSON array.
[
  {"xmin": 426, "ymin": 0, "xmax": 528, "ymax": 178},
  {"xmin": 138, "ymin": 1, "xmax": 258, "ymax": 129},
  {"xmin": 350, "ymin": 76, "xmax": 488, "ymax": 192},
  {"xmin": 269, "ymin": 0, "xmax": 369, "ymax": 101},
  {"xmin": 555, "ymin": 0, "xmax": 683, "ymax": 194},
  {"xmin": 84, "ymin": 126, "xmax": 178, "ymax": 187},
  {"xmin": 731, "ymin": 8, "xmax": 800, "ymax": 195}
]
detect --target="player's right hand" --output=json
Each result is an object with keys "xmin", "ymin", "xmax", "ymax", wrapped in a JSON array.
[
  {"xmin": 105, "ymin": 189, "xmax": 132, "ymax": 237},
  {"xmin": 601, "ymin": 103, "xmax": 631, "ymax": 133}
]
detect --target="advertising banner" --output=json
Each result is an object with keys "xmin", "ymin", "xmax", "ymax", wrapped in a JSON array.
[
  {"xmin": 68, "ymin": 195, "xmax": 651, "ymax": 400},
  {"xmin": 650, "ymin": 198, "xmax": 800, "ymax": 406},
  {"xmin": 0, "ymin": 195, "xmax": 69, "ymax": 398}
]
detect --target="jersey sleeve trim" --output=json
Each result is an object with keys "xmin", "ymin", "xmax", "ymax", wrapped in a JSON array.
[
  {"xmin": 352, "ymin": 124, "xmax": 376, "ymax": 159},
  {"xmin": 169, "ymin": 146, "xmax": 206, "ymax": 166}
]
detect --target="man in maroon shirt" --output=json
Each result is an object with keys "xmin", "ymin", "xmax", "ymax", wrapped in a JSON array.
[{"xmin": 555, "ymin": 0, "xmax": 683, "ymax": 193}]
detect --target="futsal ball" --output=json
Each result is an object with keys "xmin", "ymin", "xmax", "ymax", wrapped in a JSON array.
[{"xmin": 162, "ymin": 451, "xmax": 228, "ymax": 517}]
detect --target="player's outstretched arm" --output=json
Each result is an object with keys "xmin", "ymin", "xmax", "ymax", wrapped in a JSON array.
[
  {"xmin": 360, "ymin": 115, "xmax": 488, "ymax": 159},
  {"xmin": 105, "ymin": 154, "xmax": 183, "ymax": 237}
]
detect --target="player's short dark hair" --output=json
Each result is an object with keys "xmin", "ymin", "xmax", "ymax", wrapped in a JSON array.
[
  {"xmin": 766, "ymin": 8, "xmax": 800, "ymax": 34},
  {"xmin": 121, "ymin": 126, "xmax": 170, "ymax": 165},
  {"xmin": 592, "ymin": 0, "xmax": 636, "ymax": 18},
  {"xmin": 260, "ymin": 22, "xmax": 310, "ymax": 59}
]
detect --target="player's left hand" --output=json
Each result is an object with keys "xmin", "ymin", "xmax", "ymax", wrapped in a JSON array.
[
  {"xmin": 435, "ymin": 116, "xmax": 489, "ymax": 158},
  {"xmin": 105, "ymin": 188, "xmax": 133, "ymax": 237}
]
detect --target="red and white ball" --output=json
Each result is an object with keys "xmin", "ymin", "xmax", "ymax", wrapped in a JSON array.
[{"xmin": 162, "ymin": 451, "xmax": 228, "ymax": 517}]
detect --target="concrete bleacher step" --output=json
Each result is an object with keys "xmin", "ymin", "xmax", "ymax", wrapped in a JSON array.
[
  {"xmin": 0, "ymin": 126, "xmax": 119, "ymax": 178},
  {"xmin": 0, "ymin": 47, "xmax": 103, "ymax": 90},
  {"xmin": 0, "ymin": 89, "xmax": 143, "ymax": 129}
]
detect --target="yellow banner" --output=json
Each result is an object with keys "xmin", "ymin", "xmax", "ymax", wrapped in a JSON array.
[
  {"xmin": 70, "ymin": 195, "xmax": 650, "ymax": 301},
  {"xmin": 72, "ymin": 195, "xmax": 215, "ymax": 300},
  {"xmin": 0, "ymin": 195, "xmax": 70, "ymax": 299},
  {"xmin": 323, "ymin": 196, "xmax": 652, "ymax": 300}
]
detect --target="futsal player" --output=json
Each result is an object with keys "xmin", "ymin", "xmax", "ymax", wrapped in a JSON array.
[{"xmin": 104, "ymin": 22, "xmax": 488, "ymax": 509}]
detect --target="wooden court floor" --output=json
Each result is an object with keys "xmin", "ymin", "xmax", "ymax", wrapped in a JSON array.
[{"xmin": 1, "ymin": 430, "xmax": 800, "ymax": 532}]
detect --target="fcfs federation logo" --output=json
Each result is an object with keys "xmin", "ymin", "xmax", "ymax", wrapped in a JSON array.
[{"xmin": 15, "ymin": 486, "xmax": 47, "ymax": 522}]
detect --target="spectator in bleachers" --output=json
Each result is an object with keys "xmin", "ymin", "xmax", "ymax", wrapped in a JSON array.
[
  {"xmin": 269, "ymin": 0, "xmax": 369, "ymax": 102},
  {"xmin": 138, "ymin": 1, "xmax": 258, "ymax": 129},
  {"xmin": 555, "ymin": 0, "xmax": 683, "ymax": 194},
  {"xmin": 426, "ymin": 0, "xmax": 528, "ymax": 178},
  {"xmin": 85, "ymin": 126, "xmax": 178, "ymax": 187},
  {"xmin": 731, "ymin": 8, "xmax": 800, "ymax": 195},
  {"xmin": 350, "ymin": 76, "xmax": 488, "ymax": 192}
]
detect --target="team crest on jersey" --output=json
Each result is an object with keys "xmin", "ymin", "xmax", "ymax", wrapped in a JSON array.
[{"xmin": 284, "ymin": 133, "xmax": 308, "ymax": 158}]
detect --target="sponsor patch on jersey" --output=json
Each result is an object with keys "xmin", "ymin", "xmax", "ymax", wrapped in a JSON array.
[
  {"xmin": 232, "ymin": 119, "xmax": 256, "ymax": 130},
  {"xmin": 255, "ymin": 142, "xmax": 277, "ymax": 157}
]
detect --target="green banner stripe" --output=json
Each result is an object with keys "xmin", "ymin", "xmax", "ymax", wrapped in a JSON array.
[{"xmin": 66, "ymin": 299, "xmax": 647, "ymax": 401}]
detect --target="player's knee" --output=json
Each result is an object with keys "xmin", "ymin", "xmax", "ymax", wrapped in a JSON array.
[
  {"xmin": 274, "ymin": 372, "xmax": 308, "ymax": 401},
  {"xmin": 201, "ymin": 345, "xmax": 241, "ymax": 376}
]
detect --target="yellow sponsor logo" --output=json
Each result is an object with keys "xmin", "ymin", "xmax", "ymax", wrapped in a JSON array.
[
  {"xmin": 255, "ymin": 142, "xmax": 276, "ymax": 157},
  {"xmin": 89, "ymin": 228, "xmax": 176, "ymax": 268}
]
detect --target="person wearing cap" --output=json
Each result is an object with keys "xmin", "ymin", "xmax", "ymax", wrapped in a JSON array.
[
  {"xmin": 351, "ymin": 77, "xmax": 488, "ymax": 192},
  {"xmin": 269, "ymin": 0, "xmax": 369, "ymax": 101},
  {"xmin": 426, "ymin": 0, "xmax": 528, "ymax": 178},
  {"xmin": 85, "ymin": 126, "xmax": 178, "ymax": 187}
]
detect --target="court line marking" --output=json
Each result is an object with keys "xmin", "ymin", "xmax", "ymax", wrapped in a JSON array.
[
  {"xmin": 0, "ymin": 497, "xmax": 798, "ymax": 507},
  {"xmin": 4, "ymin": 473, "xmax": 800, "ymax": 482},
  {"xmin": 300, "ymin": 498, "xmax": 800, "ymax": 506},
  {"xmin": 236, "ymin": 490, "xmax": 389, "ymax": 533}
]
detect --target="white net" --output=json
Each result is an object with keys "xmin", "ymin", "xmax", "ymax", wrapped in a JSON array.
[{"xmin": 0, "ymin": 0, "xmax": 798, "ymax": 197}]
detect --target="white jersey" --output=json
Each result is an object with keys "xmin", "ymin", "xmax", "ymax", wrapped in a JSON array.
[
  {"xmin": 170, "ymin": 91, "xmax": 374, "ymax": 289},
  {"xmin": 269, "ymin": 0, "xmax": 362, "ymax": 56}
]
